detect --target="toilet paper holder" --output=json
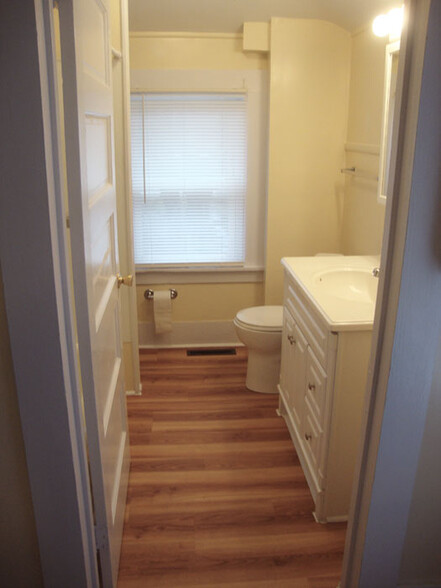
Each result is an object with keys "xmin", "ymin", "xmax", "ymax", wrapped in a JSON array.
[{"xmin": 144, "ymin": 288, "xmax": 178, "ymax": 300}]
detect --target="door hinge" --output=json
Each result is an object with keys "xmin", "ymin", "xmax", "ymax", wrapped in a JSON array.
[{"xmin": 94, "ymin": 523, "xmax": 108, "ymax": 552}]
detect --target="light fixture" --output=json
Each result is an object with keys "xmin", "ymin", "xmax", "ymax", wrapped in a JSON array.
[
  {"xmin": 372, "ymin": 13, "xmax": 390, "ymax": 37},
  {"xmin": 372, "ymin": 6, "xmax": 404, "ymax": 39}
]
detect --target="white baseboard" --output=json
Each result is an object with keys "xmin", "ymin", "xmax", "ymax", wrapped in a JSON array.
[
  {"xmin": 325, "ymin": 514, "xmax": 348, "ymax": 523},
  {"xmin": 125, "ymin": 382, "xmax": 143, "ymax": 397},
  {"xmin": 138, "ymin": 320, "xmax": 241, "ymax": 348}
]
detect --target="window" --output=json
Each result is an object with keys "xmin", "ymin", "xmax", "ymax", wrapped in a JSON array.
[{"xmin": 130, "ymin": 92, "xmax": 247, "ymax": 267}]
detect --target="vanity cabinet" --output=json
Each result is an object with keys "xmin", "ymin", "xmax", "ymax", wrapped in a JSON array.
[{"xmin": 278, "ymin": 268, "xmax": 373, "ymax": 522}]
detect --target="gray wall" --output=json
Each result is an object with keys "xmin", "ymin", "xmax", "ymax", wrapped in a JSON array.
[
  {"xmin": 399, "ymin": 333, "xmax": 441, "ymax": 585},
  {"xmin": 0, "ymin": 265, "xmax": 43, "ymax": 587}
]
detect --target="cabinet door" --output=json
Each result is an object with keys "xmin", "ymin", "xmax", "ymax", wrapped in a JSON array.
[
  {"xmin": 305, "ymin": 347, "xmax": 327, "ymax": 427},
  {"xmin": 302, "ymin": 401, "xmax": 323, "ymax": 490},
  {"xmin": 290, "ymin": 323, "xmax": 308, "ymax": 429},
  {"xmin": 279, "ymin": 308, "xmax": 295, "ymax": 403}
]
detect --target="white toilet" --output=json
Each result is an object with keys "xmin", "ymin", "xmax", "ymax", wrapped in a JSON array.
[{"xmin": 234, "ymin": 305, "xmax": 283, "ymax": 394}]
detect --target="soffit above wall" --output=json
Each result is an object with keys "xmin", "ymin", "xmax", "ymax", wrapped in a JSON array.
[{"xmin": 128, "ymin": 0, "xmax": 400, "ymax": 34}]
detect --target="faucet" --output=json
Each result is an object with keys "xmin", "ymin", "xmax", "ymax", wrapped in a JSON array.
[{"xmin": 372, "ymin": 267, "xmax": 380, "ymax": 278}]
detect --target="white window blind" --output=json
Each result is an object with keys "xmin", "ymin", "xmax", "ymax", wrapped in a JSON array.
[{"xmin": 130, "ymin": 92, "xmax": 247, "ymax": 266}]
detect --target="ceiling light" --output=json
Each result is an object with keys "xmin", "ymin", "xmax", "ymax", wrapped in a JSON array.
[
  {"xmin": 372, "ymin": 14, "xmax": 390, "ymax": 37},
  {"xmin": 372, "ymin": 6, "xmax": 404, "ymax": 39}
]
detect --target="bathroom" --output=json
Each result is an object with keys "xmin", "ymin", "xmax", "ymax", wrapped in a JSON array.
[
  {"xmin": 118, "ymin": 0, "xmax": 389, "ymax": 581},
  {"xmin": 1, "ymin": 3, "xmax": 439, "ymax": 585},
  {"xmin": 110, "ymin": 1, "xmax": 441, "ymax": 585}
]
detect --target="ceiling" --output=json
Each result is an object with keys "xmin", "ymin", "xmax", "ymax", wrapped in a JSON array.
[{"xmin": 128, "ymin": 0, "xmax": 400, "ymax": 35}]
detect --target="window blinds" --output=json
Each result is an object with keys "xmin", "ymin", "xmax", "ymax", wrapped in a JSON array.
[{"xmin": 130, "ymin": 92, "xmax": 247, "ymax": 266}]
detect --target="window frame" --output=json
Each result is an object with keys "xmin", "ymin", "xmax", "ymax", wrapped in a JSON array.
[{"xmin": 130, "ymin": 69, "xmax": 268, "ymax": 281}]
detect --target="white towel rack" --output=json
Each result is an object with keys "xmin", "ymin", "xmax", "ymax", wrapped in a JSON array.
[{"xmin": 341, "ymin": 167, "xmax": 378, "ymax": 181}]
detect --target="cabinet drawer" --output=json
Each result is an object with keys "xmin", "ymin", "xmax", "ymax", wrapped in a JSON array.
[
  {"xmin": 305, "ymin": 347, "xmax": 327, "ymax": 427},
  {"xmin": 285, "ymin": 278, "xmax": 329, "ymax": 367}
]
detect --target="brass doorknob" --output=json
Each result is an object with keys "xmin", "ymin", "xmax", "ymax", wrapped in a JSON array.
[{"xmin": 117, "ymin": 273, "xmax": 133, "ymax": 288}]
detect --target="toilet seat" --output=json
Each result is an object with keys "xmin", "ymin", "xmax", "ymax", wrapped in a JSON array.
[{"xmin": 234, "ymin": 306, "xmax": 283, "ymax": 332}]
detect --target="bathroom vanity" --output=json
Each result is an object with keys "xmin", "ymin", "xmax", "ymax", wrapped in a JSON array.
[{"xmin": 278, "ymin": 255, "xmax": 379, "ymax": 522}]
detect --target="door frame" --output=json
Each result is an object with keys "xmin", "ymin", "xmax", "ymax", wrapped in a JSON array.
[
  {"xmin": 1, "ymin": 0, "xmax": 439, "ymax": 586},
  {"xmin": 0, "ymin": 0, "xmax": 99, "ymax": 585},
  {"xmin": 118, "ymin": 0, "xmax": 142, "ymax": 396},
  {"xmin": 341, "ymin": 1, "xmax": 441, "ymax": 585}
]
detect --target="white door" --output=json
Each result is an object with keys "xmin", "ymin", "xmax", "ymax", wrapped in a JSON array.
[{"xmin": 59, "ymin": 0, "xmax": 130, "ymax": 585}]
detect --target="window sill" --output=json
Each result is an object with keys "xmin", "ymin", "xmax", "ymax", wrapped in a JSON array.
[{"xmin": 135, "ymin": 266, "xmax": 264, "ymax": 284}]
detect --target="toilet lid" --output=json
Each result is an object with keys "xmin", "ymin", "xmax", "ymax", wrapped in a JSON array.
[{"xmin": 235, "ymin": 306, "xmax": 283, "ymax": 331}]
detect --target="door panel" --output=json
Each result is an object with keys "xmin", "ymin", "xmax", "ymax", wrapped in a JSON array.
[{"xmin": 59, "ymin": 0, "xmax": 130, "ymax": 585}]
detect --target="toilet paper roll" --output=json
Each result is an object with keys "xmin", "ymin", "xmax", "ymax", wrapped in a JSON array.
[{"xmin": 153, "ymin": 290, "xmax": 172, "ymax": 334}]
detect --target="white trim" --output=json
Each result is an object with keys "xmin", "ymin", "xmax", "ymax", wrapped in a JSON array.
[
  {"xmin": 136, "ymin": 263, "xmax": 262, "ymax": 271},
  {"xmin": 344, "ymin": 142, "xmax": 380, "ymax": 155},
  {"xmin": 125, "ymin": 382, "xmax": 143, "ymax": 396},
  {"xmin": 377, "ymin": 40, "xmax": 401, "ymax": 204},
  {"xmin": 130, "ymin": 31, "xmax": 243, "ymax": 40},
  {"xmin": 125, "ymin": 389, "xmax": 141, "ymax": 396},
  {"xmin": 324, "ymin": 514, "xmax": 349, "ymax": 524},
  {"xmin": 120, "ymin": 0, "xmax": 142, "ymax": 397},
  {"xmin": 138, "ymin": 319, "xmax": 241, "ymax": 348},
  {"xmin": 130, "ymin": 69, "xmax": 269, "ymax": 271},
  {"xmin": 136, "ymin": 267, "xmax": 264, "ymax": 284},
  {"xmin": 131, "ymin": 88, "xmax": 248, "ymax": 94}
]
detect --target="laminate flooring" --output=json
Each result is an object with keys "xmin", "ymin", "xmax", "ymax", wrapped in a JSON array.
[{"xmin": 118, "ymin": 348, "xmax": 347, "ymax": 588}]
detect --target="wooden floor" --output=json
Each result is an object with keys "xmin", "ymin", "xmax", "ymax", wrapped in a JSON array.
[{"xmin": 118, "ymin": 348, "xmax": 347, "ymax": 588}]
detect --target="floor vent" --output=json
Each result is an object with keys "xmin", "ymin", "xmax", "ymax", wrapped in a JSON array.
[{"xmin": 187, "ymin": 348, "xmax": 237, "ymax": 357}]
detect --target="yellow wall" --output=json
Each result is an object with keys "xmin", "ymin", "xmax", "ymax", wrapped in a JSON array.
[
  {"xmin": 129, "ymin": 22, "xmax": 388, "ymax": 320},
  {"xmin": 130, "ymin": 32, "xmax": 267, "ymax": 326},
  {"xmin": 341, "ymin": 28, "xmax": 388, "ymax": 254},
  {"xmin": 0, "ymin": 268, "xmax": 43, "ymax": 586},
  {"xmin": 137, "ymin": 282, "xmax": 264, "ymax": 323},
  {"xmin": 265, "ymin": 18, "xmax": 351, "ymax": 304},
  {"xmin": 130, "ymin": 33, "xmax": 268, "ymax": 70}
]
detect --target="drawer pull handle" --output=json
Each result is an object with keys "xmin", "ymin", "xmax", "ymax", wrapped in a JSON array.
[
  {"xmin": 305, "ymin": 433, "xmax": 312, "ymax": 441},
  {"xmin": 287, "ymin": 335, "xmax": 296, "ymax": 345},
  {"xmin": 308, "ymin": 383, "xmax": 316, "ymax": 392}
]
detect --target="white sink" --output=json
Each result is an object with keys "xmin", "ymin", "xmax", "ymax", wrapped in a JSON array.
[
  {"xmin": 312, "ymin": 268, "xmax": 378, "ymax": 304},
  {"xmin": 281, "ymin": 255, "xmax": 380, "ymax": 330}
]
